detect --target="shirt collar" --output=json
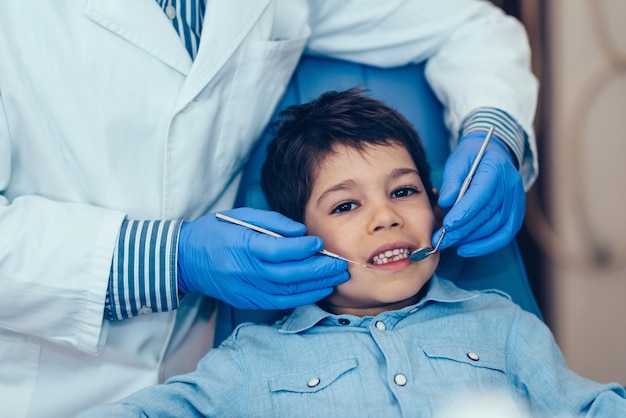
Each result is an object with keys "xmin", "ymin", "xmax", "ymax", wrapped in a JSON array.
[{"xmin": 279, "ymin": 275, "xmax": 479, "ymax": 334}]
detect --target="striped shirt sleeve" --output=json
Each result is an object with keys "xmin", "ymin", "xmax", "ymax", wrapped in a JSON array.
[
  {"xmin": 105, "ymin": 220, "xmax": 183, "ymax": 321},
  {"xmin": 459, "ymin": 107, "xmax": 526, "ymax": 169},
  {"xmin": 103, "ymin": 0, "xmax": 205, "ymax": 320}
]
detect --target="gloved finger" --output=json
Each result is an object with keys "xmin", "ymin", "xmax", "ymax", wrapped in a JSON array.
[
  {"xmin": 259, "ymin": 268, "xmax": 350, "ymax": 296},
  {"xmin": 443, "ymin": 204, "xmax": 508, "ymax": 250},
  {"xmin": 456, "ymin": 229, "xmax": 511, "ymax": 257},
  {"xmin": 252, "ymin": 252, "xmax": 349, "ymax": 287},
  {"xmin": 455, "ymin": 217, "xmax": 519, "ymax": 257},
  {"xmin": 437, "ymin": 180, "xmax": 521, "ymax": 251},
  {"xmin": 250, "ymin": 287, "xmax": 337, "ymax": 310},
  {"xmin": 441, "ymin": 163, "xmax": 502, "ymax": 230},
  {"xmin": 430, "ymin": 227, "xmax": 445, "ymax": 250},
  {"xmin": 248, "ymin": 233, "xmax": 324, "ymax": 262},
  {"xmin": 443, "ymin": 186, "xmax": 509, "ymax": 248},
  {"xmin": 453, "ymin": 189, "xmax": 525, "ymax": 257},
  {"xmin": 216, "ymin": 284, "xmax": 337, "ymax": 310},
  {"xmin": 223, "ymin": 207, "xmax": 307, "ymax": 237},
  {"xmin": 438, "ymin": 159, "xmax": 471, "ymax": 210},
  {"xmin": 434, "ymin": 184, "xmax": 502, "ymax": 252},
  {"xmin": 438, "ymin": 131, "xmax": 496, "ymax": 209}
]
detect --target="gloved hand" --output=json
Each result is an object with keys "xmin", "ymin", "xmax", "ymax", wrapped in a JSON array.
[
  {"xmin": 436, "ymin": 131, "xmax": 525, "ymax": 257},
  {"xmin": 177, "ymin": 207, "xmax": 349, "ymax": 309}
]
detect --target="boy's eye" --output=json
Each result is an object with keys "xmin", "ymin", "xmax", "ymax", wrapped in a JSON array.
[
  {"xmin": 391, "ymin": 186, "xmax": 419, "ymax": 198},
  {"xmin": 331, "ymin": 202, "xmax": 358, "ymax": 213}
]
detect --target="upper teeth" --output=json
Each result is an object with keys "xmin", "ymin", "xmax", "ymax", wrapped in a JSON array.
[{"xmin": 371, "ymin": 248, "xmax": 409, "ymax": 265}]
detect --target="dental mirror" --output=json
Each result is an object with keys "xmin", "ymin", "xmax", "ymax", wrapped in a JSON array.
[
  {"xmin": 409, "ymin": 125, "xmax": 495, "ymax": 263},
  {"xmin": 409, "ymin": 230, "xmax": 446, "ymax": 262}
]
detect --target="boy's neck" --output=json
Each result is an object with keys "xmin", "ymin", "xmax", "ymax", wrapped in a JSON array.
[{"xmin": 316, "ymin": 280, "xmax": 431, "ymax": 317}]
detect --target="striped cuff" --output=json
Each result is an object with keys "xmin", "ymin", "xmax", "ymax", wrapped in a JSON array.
[
  {"xmin": 459, "ymin": 107, "xmax": 526, "ymax": 169},
  {"xmin": 105, "ymin": 219, "xmax": 183, "ymax": 321}
]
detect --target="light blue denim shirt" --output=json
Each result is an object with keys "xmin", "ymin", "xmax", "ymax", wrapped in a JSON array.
[{"xmin": 84, "ymin": 276, "xmax": 626, "ymax": 417}]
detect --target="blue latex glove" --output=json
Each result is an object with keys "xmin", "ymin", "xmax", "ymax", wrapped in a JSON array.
[
  {"xmin": 436, "ymin": 132, "xmax": 525, "ymax": 257},
  {"xmin": 177, "ymin": 207, "xmax": 349, "ymax": 310}
]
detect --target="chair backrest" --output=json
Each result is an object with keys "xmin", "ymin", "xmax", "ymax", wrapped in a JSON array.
[{"xmin": 214, "ymin": 56, "xmax": 542, "ymax": 346}]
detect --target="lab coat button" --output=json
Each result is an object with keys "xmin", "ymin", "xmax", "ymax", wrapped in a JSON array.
[
  {"xmin": 467, "ymin": 352, "xmax": 479, "ymax": 361},
  {"xmin": 138, "ymin": 306, "xmax": 152, "ymax": 315},
  {"xmin": 375, "ymin": 321, "xmax": 386, "ymax": 331},
  {"xmin": 394, "ymin": 373, "xmax": 407, "ymax": 386},
  {"xmin": 307, "ymin": 377, "xmax": 320, "ymax": 388},
  {"xmin": 165, "ymin": 5, "xmax": 176, "ymax": 19}
]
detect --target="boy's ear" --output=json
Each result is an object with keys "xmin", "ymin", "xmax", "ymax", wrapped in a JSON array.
[{"xmin": 432, "ymin": 188, "xmax": 444, "ymax": 229}]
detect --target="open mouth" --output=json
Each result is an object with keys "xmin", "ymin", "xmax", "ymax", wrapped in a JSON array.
[{"xmin": 370, "ymin": 248, "xmax": 411, "ymax": 265}]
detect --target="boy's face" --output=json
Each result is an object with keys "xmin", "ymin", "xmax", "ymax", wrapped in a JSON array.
[{"xmin": 304, "ymin": 142, "xmax": 442, "ymax": 316}]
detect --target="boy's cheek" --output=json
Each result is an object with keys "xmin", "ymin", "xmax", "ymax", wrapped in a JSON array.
[
  {"xmin": 433, "ymin": 205, "xmax": 444, "ymax": 229},
  {"xmin": 431, "ymin": 188, "xmax": 444, "ymax": 228}
]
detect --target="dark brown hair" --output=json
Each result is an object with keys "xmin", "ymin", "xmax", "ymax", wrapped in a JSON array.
[{"xmin": 261, "ymin": 88, "xmax": 436, "ymax": 222}]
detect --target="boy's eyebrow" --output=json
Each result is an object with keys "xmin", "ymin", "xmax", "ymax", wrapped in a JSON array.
[
  {"xmin": 391, "ymin": 167, "xmax": 421, "ymax": 178},
  {"xmin": 315, "ymin": 180, "xmax": 357, "ymax": 207},
  {"xmin": 315, "ymin": 167, "xmax": 420, "ymax": 207}
]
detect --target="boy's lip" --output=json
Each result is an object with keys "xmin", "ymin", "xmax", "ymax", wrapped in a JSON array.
[{"xmin": 368, "ymin": 241, "xmax": 416, "ymax": 266}]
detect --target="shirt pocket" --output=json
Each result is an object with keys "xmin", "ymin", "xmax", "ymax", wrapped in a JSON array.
[
  {"xmin": 214, "ymin": 33, "xmax": 309, "ymax": 176},
  {"xmin": 420, "ymin": 341, "xmax": 509, "ymax": 391},
  {"xmin": 268, "ymin": 356, "xmax": 360, "ymax": 412}
]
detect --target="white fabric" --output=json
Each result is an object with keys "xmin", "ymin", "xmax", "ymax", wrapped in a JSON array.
[{"xmin": 0, "ymin": 0, "xmax": 538, "ymax": 416}]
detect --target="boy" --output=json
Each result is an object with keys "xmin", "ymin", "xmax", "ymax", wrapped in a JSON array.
[{"xmin": 82, "ymin": 89, "xmax": 625, "ymax": 417}]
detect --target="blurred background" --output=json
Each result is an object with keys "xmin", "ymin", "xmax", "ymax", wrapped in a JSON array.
[{"xmin": 495, "ymin": 0, "xmax": 626, "ymax": 385}]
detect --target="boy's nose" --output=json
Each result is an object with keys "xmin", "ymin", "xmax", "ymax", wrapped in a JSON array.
[{"xmin": 368, "ymin": 204, "xmax": 403, "ymax": 232}]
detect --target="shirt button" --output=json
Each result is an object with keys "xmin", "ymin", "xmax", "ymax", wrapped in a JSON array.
[
  {"xmin": 338, "ymin": 318, "xmax": 351, "ymax": 325},
  {"xmin": 138, "ymin": 306, "xmax": 152, "ymax": 315},
  {"xmin": 394, "ymin": 373, "xmax": 407, "ymax": 386},
  {"xmin": 409, "ymin": 307, "xmax": 418, "ymax": 314},
  {"xmin": 307, "ymin": 377, "xmax": 320, "ymax": 388},
  {"xmin": 467, "ymin": 352, "xmax": 480, "ymax": 361},
  {"xmin": 165, "ymin": 5, "xmax": 177, "ymax": 19},
  {"xmin": 375, "ymin": 321, "xmax": 386, "ymax": 331}
]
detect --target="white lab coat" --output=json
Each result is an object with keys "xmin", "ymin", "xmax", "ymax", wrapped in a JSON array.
[{"xmin": 0, "ymin": 0, "xmax": 538, "ymax": 416}]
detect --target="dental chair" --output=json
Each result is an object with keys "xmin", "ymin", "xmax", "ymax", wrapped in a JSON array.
[{"xmin": 214, "ymin": 56, "xmax": 542, "ymax": 346}]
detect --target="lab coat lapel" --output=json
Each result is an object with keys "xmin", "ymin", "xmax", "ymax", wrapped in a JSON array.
[
  {"xmin": 84, "ymin": 0, "xmax": 192, "ymax": 75},
  {"xmin": 173, "ymin": 0, "xmax": 272, "ymax": 111}
]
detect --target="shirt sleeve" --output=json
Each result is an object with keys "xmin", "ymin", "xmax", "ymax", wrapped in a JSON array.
[
  {"xmin": 105, "ymin": 219, "xmax": 183, "ymax": 321},
  {"xmin": 102, "ymin": 1, "xmax": 197, "ymax": 321},
  {"xmin": 506, "ymin": 308, "xmax": 626, "ymax": 416},
  {"xmin": 459, "ymin": 107, "xmax": 525, "ymax": 169},
  {"xmin": 78, "ymin": 340, "xmax": 246, "ymax": 417}
]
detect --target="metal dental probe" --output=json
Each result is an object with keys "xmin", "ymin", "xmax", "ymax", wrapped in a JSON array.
[
  {"xmin": 409, "ymin": 125, "xmax": 496, "ymax": 262},
  {"xmin": 215, "ymin": 212, "xmax": 373, "ymax": 269}
]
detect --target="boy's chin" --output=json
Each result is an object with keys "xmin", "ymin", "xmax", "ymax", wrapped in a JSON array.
[{"xmin": 322, "ymin": 281, "xmax": 432, "ymax": 315}]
